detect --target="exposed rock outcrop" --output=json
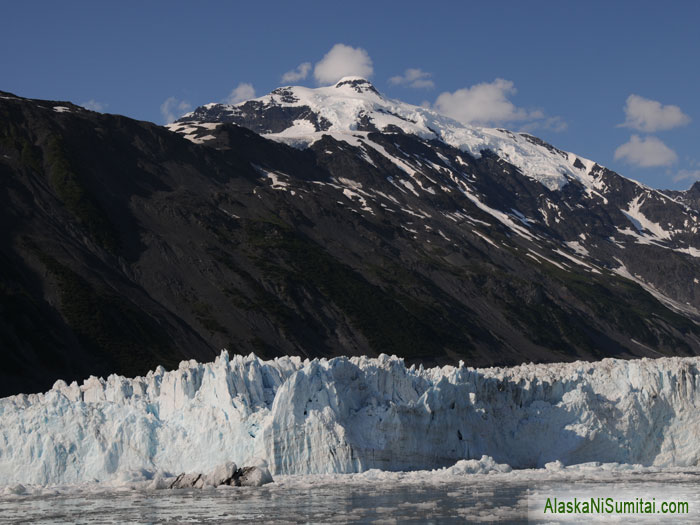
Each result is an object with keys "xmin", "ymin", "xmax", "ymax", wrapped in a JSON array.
[{"xmin": 168, "ymin": 462, "xmax": 273, "ymax": 489}]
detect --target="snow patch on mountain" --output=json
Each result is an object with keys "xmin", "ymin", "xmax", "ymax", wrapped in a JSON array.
[
  {"xmin": 554, "ymin": 248, "xmax": 600, "ymax": 273},
  {"xmin": 613, "ymin": 261, "xmax": 700, "ymax": 318},
  {"xmin": 460, "ymin": 187, "xmax": 537, "ymax": 241},
  {"xmin": 622, "ymin": 195, "xmax": 672, "ymax": 241},
  {"xmin": 565, "ymin": 240, "xmax": 589, "ymax": 256},
  {"xmin": 253, "ymin": 164, "xmax": 290, "ymax": 190},
  {"xmin": 1, "ymin": 351, "xmax": 700, "ymax": 486},
  {"xmin": 675, "ymin": 246, "xmax": 700, "ymax": 258},
  {"xmin": 167, "ymin": 121, "xmax": 221, "ymax": 144}
]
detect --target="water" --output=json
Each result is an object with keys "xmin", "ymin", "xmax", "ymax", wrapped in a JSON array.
[
  {"xmin": 0, "ymin": 481, "xmax": 527, "ymax": 524},
  {"xmin": 2, "ymin": 475, "xmax": 699, "ymax": 524}
]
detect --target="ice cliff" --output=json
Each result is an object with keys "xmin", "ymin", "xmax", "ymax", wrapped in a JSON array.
[{"xmin": 1, "ymin": 351, "xmax": 699, "ymax": 485}]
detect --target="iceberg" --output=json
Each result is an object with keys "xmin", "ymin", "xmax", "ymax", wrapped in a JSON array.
[{"xmin": 0, "ymin": 351, "xmax": 699, "ymax": 486}]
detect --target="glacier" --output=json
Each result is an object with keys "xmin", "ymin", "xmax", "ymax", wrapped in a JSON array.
[{"xmin": 1, "ymin": 351, "xmax": 699, "ymax": 486}]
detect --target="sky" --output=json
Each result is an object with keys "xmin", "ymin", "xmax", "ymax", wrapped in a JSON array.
[{"xmin": 1, "ymin": 1, "xmax": 699, "ymax": 190}]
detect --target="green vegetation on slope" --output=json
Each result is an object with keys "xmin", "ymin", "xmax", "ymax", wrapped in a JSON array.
[
  {"xmin": 45, "ymin": 135, "xmax": 120, "ymax": 253},
  {"xmin": 30, "ymin": 244, "xmax": 177, "ymax": 377},
  {"xmin": 243, "ymin": 219, "xmax": 467, "ymax": 359}
]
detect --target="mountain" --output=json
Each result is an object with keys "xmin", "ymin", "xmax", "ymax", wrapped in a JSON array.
[{"xmin": 2, "ymin": 80, "xmax": 700, "ymax": 396}]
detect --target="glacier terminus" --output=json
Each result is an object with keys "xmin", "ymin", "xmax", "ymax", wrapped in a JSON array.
[{"xmin": 1, "ymin": 351, "xmax": 699, "ymax": 486}]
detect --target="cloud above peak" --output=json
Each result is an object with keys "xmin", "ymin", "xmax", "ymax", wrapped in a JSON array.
[
  {"xmin": 433, "ymin": 79, "xmax": 544, "ymax": 126},
  {"xmin": 282, "ymin": 62, "xmax": 311, "ymax": 84},
  {"xmin": 614, "ymin": 135, "xmax": 677, "ymax": 167},
  {"xmin": 225, "ymin": 83, "xmax": 256, "ymax": 104},
  {"xmin": 389, "ymin": 68, "xmax": 434, "ymax": 89},
  {"xmin": 620, "ymin": 94, "xmax": 690, "ymax": 133},
  {"xmin": 673, "ymin": 169, "xmax": 700, "ymax": 183},
  {"xmin": 314, "ymin": 44, "xmax": 373, "ymax": 85},
  {"xmin": 160, "ymin": 97, "xmax": 191, "ymax": 124},
  {"xmin": 80, "ymin": 99, "xmax": 106, "ymax": 112}
]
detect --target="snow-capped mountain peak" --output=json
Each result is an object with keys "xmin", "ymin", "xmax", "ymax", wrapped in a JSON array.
[
  {"xmin": 170, "ymin": 80, "xmax": 600, "ymax": 192},
  {"xmin": 332, "ymin": 76, "xmax": 381, "ymax": 95}
]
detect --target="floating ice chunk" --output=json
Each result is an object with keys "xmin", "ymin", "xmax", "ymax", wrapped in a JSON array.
[
  {"xmin": 3, "ymin": 484, "xmax": 26, "ymax": 495},
  {"xmin": 203, "ymin": 462, "xmax": 237, "ymax": 487},
  {"xmin": 444, "ymin": 456, "xmax": 512, "ymax": 475},
  {"xmin": 238, "ymin": 466, "xmax": 273, "ymax": 487}
]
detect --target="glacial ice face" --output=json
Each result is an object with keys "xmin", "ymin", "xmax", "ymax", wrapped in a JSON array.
[{"xmin": 1, "ymin": 351, "xmax": 699, "ymax": 485}]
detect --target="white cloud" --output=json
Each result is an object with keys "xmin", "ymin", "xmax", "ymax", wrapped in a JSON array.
[
  {"xmin": 281, "ymin": 62, "xmax": 311, "ymax": 83},
  {"xmin": 614, "ymin": 135, "xmax": 678, "ymax": 168},
  {"xmin": 433, "ymin": 79, "xmax": 542, "ymax": 126},
  {"xmin": 620, "ymin": 94, "xmax": 690, "ymax": 132},
  {"xmin": 160, "ymin": 97, "xmax": 191, "ymax": 124},
  {"xmin": 519, "ymin": 115, "xmax": 568, "ymax": 134},
  {"xmin": 80, "ymin": 99, "xmax": 106, "ymax": 112},
  {"xmin": 225, "ymin": 83, "xmax": 256, "ymax": 104},
  {"xmin": 673, "ymin": 169, "xmax": 700, "ymax": 183},
  {"xmin": 314, "ymin": 44, "xmax": 373, "ymax": 85},
  {"xmin": 388, "ymin": 68, "xmax": 434, "ymax": 89}
]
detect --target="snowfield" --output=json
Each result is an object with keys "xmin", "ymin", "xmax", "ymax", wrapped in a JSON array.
[{"xmin": 1, "ymin": 351, "xmax": 699, "ymax": 486}]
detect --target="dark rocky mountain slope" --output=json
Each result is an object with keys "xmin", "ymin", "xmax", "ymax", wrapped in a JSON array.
[{"xmin": 2, "ymin": 84, "xmax": 700, "ymax": 396}]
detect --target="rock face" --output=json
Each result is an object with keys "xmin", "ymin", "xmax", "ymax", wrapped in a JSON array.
[
  {"xmin": 2, "ymin": 86, "xmax": 700, "ymax": 396},
  {"xmin": 169, "ymin": 472, "xmax": 204, "ymax": 489},
  {"xmin": 168, "ymin": 462, "xmax": 272, "ymax": 489}
]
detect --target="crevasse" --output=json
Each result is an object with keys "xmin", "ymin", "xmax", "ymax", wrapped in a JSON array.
[{"xmin": 0, "ymin": 351, "xmax": 699, "ymax": 485}]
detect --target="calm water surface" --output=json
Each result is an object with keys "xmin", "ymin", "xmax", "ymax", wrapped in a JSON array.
[{"xmin": 2, "ymin": 477, "xmax": 699, "ymax": 524}]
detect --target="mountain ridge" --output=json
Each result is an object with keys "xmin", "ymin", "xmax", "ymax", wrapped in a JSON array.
[{"xmin": 2, "ymin": 86, "xmax": 700, "ymax": 396}]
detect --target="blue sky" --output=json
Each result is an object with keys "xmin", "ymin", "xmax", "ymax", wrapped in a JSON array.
[{"xmin": 2, "ymin": 1, "xmax": 698, "ymax": 190}]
